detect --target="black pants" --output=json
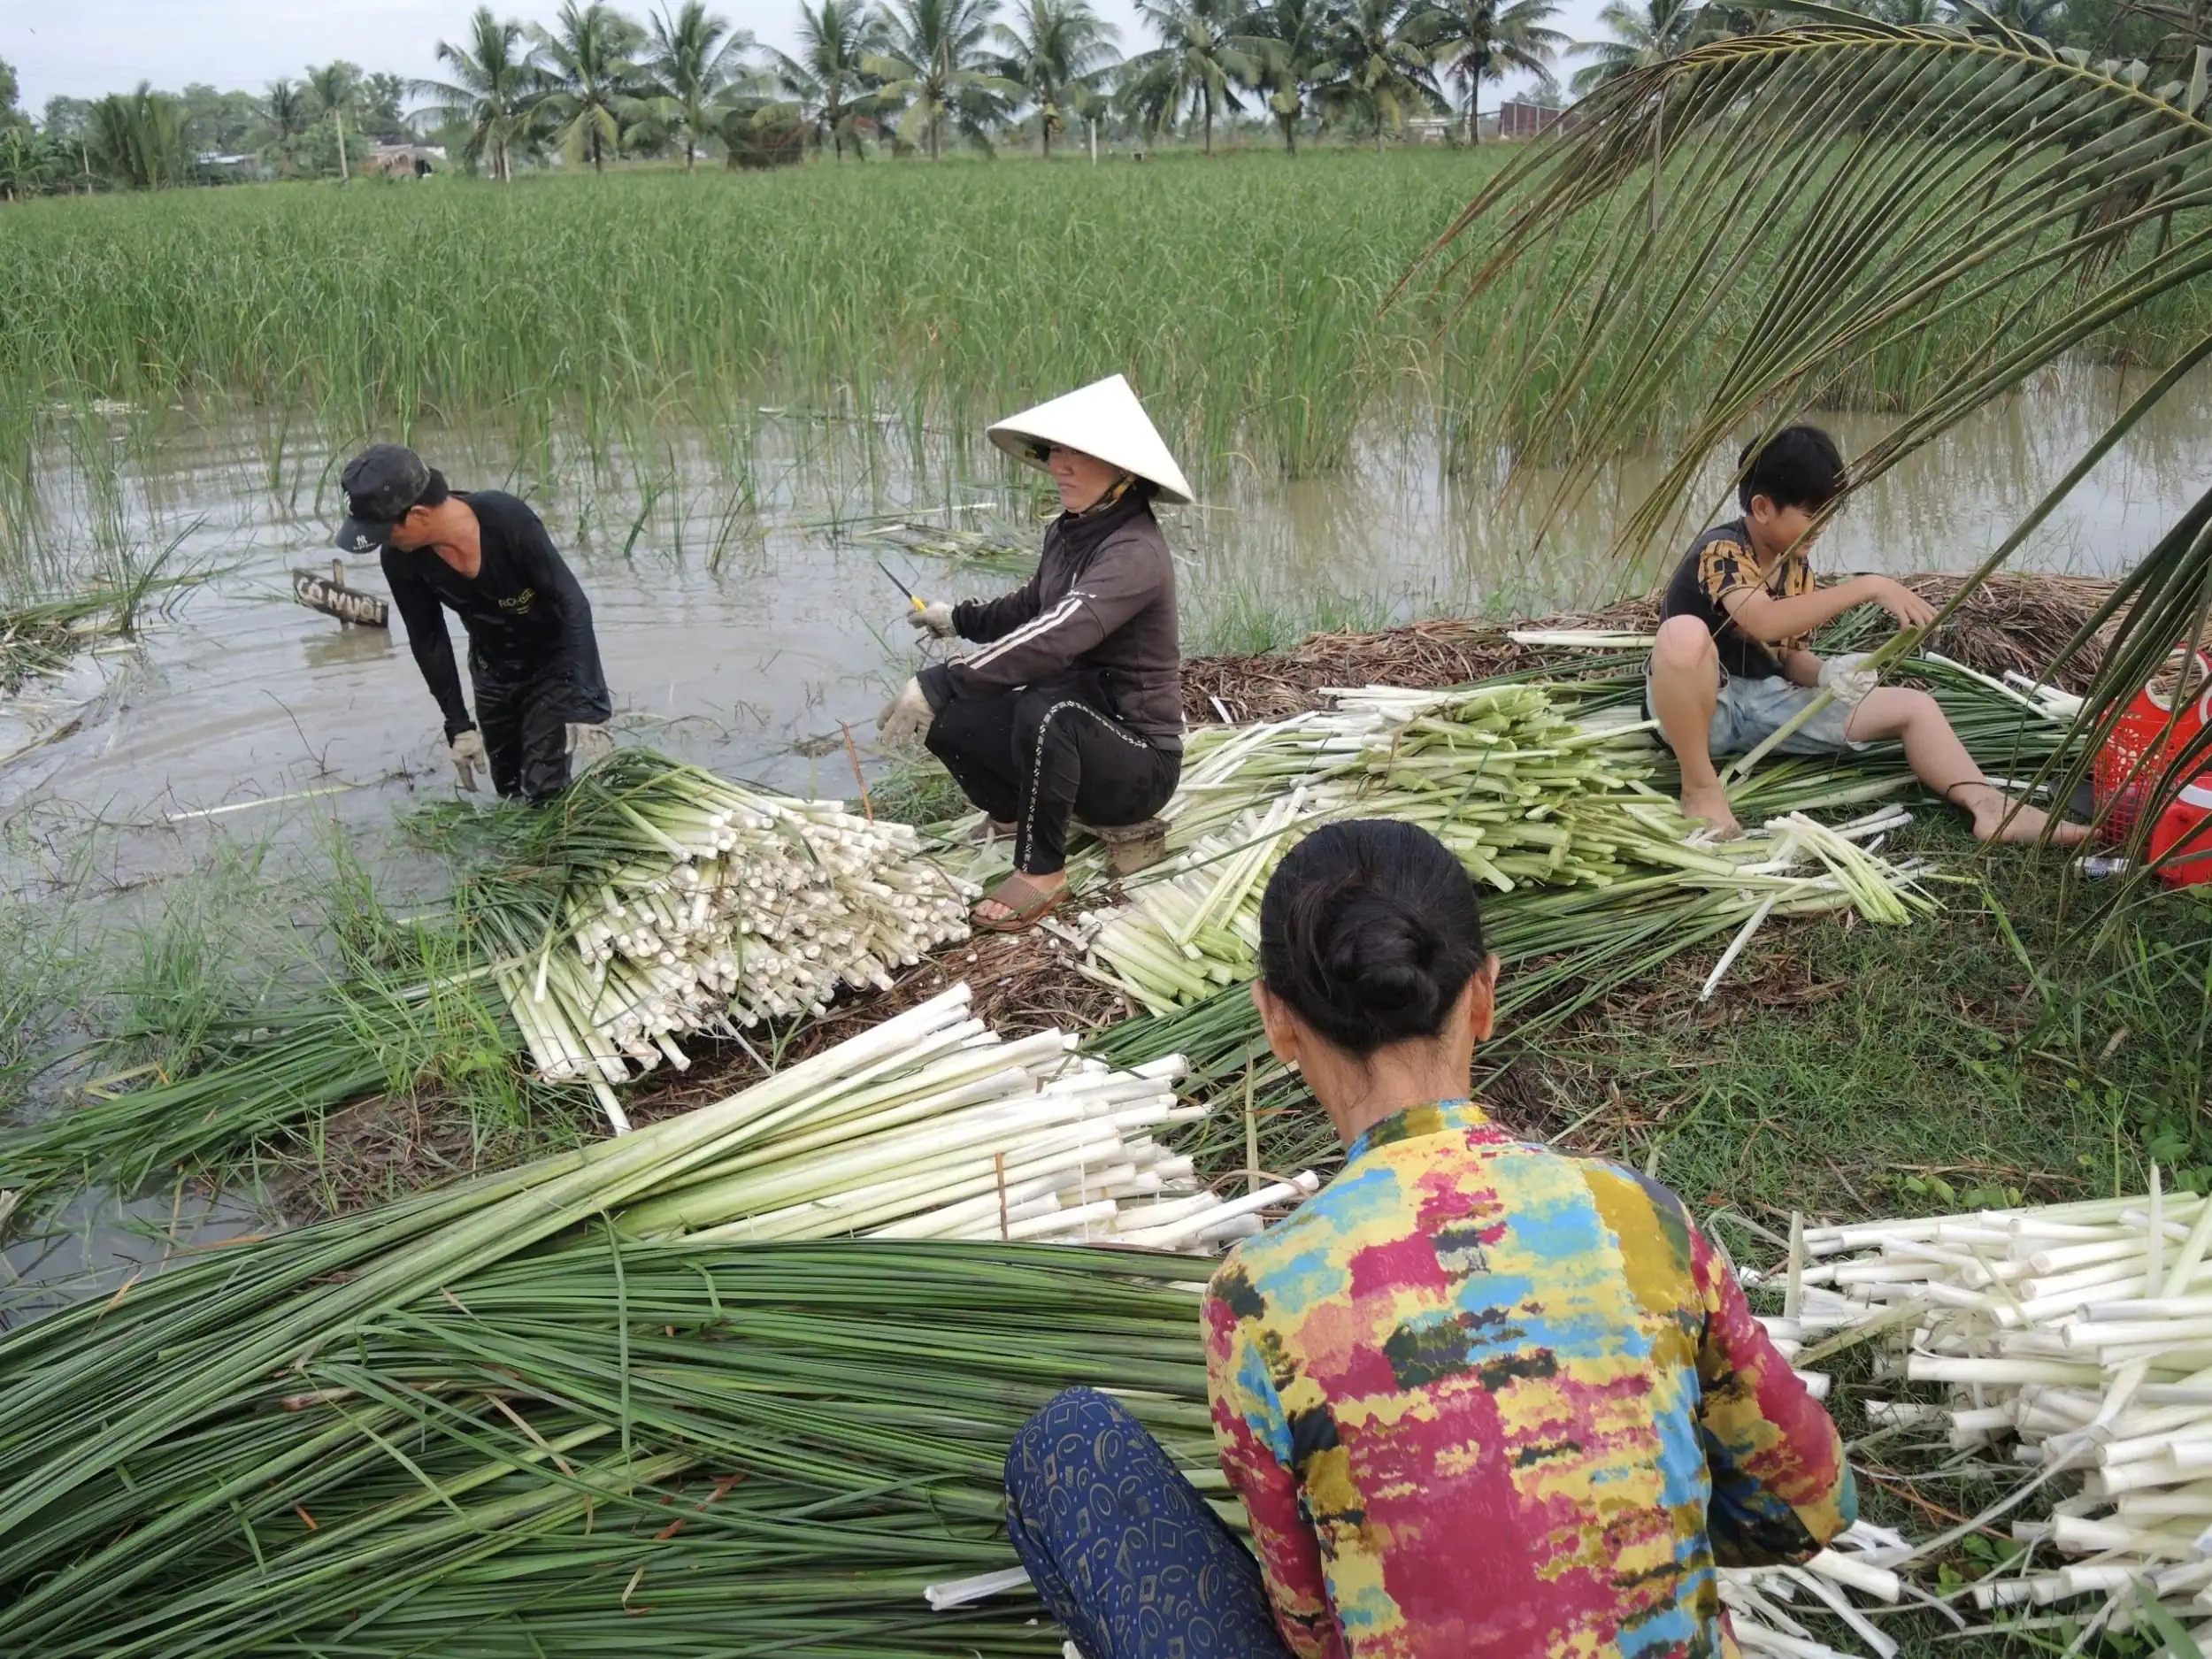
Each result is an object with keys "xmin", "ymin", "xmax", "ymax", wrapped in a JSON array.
[
  {"xmin": 926, "ymin": 673, "xmax": 1179, "ymax": 876},
  {"xmin": 472, "ymin": 661, "xmax": 583, "ymax": 803}
]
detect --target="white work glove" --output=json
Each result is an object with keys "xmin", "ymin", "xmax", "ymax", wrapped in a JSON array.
[
  {"xmin": 1816, "ymin": 652, "xmax": 1879, "ymax": 707},
  {"xmin": 566, "ymin": 722, "xmax": 616, "ymax": 767},
  {"xmin": 877, "ymin": 676, "xmax": 933, "ymax": 747},
  {"xmin": 449, "ymin": 728, "xmax": 487, "ymax": 792},
  {"xmin": 906, "ymin": 601, "xmax": 956, "ymax": 639}
]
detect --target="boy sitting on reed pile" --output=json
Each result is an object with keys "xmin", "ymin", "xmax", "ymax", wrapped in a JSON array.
[{"xmin": 1647, "ymin": 425, "xmax": 2089, "ymax": 844}]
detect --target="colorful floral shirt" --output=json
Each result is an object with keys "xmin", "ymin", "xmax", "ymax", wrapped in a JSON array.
[{"xmin": 1202, "ymin": 1102, "xmax": 1854, "ymax": 1658}]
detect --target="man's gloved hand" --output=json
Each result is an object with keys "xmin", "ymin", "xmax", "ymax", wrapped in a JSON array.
[
  {"xmin": 566, "ymin": 722, "xmax": 616, "ymax": 767},
  {"xmin": 1816, "ymin": 652, "xmax": 1879, "ymax": 707},
  {"xmin": 877, "ymin": 677, "xmax": 933, "ymax": 747},
  {"xmin": 449, "ymin": 728, "xmax": 487, "ymax": 793},
  {"xmin": 906, "ymin": 601, "xmax": 956, "ymax": 639}
]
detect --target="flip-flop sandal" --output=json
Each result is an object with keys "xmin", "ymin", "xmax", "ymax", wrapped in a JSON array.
[{"xmin": 972, "ymin": 874, "xmax": 1067, "ymax": 934}]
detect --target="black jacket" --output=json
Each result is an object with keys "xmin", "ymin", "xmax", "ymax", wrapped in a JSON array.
[{"xmin": 918, "ymin": 501, "xmax": 1182, "ymax": 749}]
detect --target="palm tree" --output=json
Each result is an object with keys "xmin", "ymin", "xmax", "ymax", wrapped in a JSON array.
[
  {"xmin": 1569, "ymin": 0, "xmax": 1701, "ymax": 92},
  {"xmin": 1248, "ymin": 0, "xmax": 1335, "ymax": 153},
  {"xmin": 773, "ymin": 0, "xmax": 888, "ymax": 160},
  {"xmin": 1423, "ymin": 13, "xmax": 2212, "ymax": 844},
  {"xmin": 304, "ymin": 61, "xmax": 362, "ymax": 180},
  {"xmin": 867, "ymin": 0, "xmax": 1018, "ymax": 159},
  {"xmin": 253, "ymin": 78, "xmax": 314, "ymax": 172},
  {"xmin": 992, "ymin": 0, "xmax": 1119, "ymax": 156},
  {"xmin": 1431, "ymin": 0, "xmax": 1565, "ymax": 142},
  {"xmin": 87, "ymin": 84, "xmax": 189, "ymax": 190},
  {"xmin": 647, "ymin": 2, "xmax": 757, "ymax": 167},
  {"xmin": 1315, "ymin": 0, "xmax": 1446, "ymax": 149},
  {"xmin": 531, "ymin": 0, "xmax": 649, "ymax": 172},
  {"xmin": 1119, "ymin": 0, "xmax": 1262, "ymax": 155},
  {"xmin": 417, "ymin": 6, "xmax": 539, "ymax": 180}
]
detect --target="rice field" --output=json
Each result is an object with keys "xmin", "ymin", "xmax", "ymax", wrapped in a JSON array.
[{"xmin": 6, "ymin": 146, "xmax": 2212, "ymax": 556}]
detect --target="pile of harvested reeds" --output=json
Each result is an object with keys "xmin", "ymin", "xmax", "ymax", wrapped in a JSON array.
[
  {"xmin": 0, "ymin": 978, "xmax": 1921, "ymax": 1657},
  {"xmin": 1180, "ymin": 572, "xmax": 2119, "ymax": 726},
  {"xmin": 1776, "ymin": 1186, "xmax": 2212, "ymax": 1647},
  {"xmin": 0, "ymin": 757, "xmax": 978, "ymax": 1216},
  {"xmin": 482, "ymin": 750, "xmax": 972, "ymax": 1088},
  {"xmin": 0, "ymin": 986, "xmax": 1318, "ymax": 1655},
  {"xmin": 1078, "ymin": 682, "xmax": 1937, "ymax": 1015}
]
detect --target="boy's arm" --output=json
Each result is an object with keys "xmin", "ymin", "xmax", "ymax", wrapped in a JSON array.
[
  {"xmin": 1782, "ymin": 649, "xmax": 1824, "ymax": 688},
  {"xmin": 1721, "ymin": 574, "xmax": 1935, "ymax": 646}
]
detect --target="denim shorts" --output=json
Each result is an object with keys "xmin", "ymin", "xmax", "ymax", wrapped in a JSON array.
[{"xmin": 1645, "ymin": 658, "xmax": 1869, "ymax": 758}]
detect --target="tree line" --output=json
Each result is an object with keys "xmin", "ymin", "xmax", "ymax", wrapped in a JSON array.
[{"xmin": 0, "ymin": 0, "xmax": 2169, "ymax": 196}]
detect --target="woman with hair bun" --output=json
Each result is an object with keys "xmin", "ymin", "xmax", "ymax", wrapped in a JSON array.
[{"xmin": 1003, "ymin": 819, "xmax": 1855, "ymax": 1658}]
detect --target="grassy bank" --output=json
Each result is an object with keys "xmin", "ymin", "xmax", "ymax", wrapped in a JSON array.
[{"xmin": 1500, "ymin": 829, "xmax": 2212, "ymax": 1222}]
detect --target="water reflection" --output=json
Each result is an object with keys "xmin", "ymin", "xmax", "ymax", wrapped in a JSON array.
[{"xmin": 3, "ymin": 361, "xmax": 2206, "ymax": 902}]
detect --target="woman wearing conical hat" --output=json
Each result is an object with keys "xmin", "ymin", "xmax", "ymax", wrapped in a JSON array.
[{"xmin": 878, "ymin": 375, "xmax": 1188, "ymax": 932}]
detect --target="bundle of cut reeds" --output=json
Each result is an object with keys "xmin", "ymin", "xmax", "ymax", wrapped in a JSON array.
[
  {"xmin": 488, "ymin": 750, "xmax": 973, "ymax": 1086},
  {"xmin": 1774, "ymin": 1186, "xmax": 2212, "ymax": 1646},
  {"xmin": 0, "ymin": 985, "xmax": 1326, "ymax": 1655},
  {"xmin": 1075, "ymin": 681, "xmax": 1935, "ymax": 1015}
]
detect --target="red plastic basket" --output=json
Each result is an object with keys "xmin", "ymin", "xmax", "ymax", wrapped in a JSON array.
[
  {"xmin": 2147, "ymin": 776, "xmax": 2212, "ymax": 888},
  {"xmin": 2093, "ymin": 646, "xmax": 2212, "ymax": 871}
]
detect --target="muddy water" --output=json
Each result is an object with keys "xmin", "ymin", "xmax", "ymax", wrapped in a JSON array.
[
  {"xmin": 1, "ymin": 364, "xmax": 2207, "ymax": 1286},
  {"xmin": 12, "ymin": 363, "xmax": 2206, "ymax": 851}
]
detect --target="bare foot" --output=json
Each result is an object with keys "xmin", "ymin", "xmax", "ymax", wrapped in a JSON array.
[
  {"xmin": 1680, "ymin": 780, "xmax": 1743, "ymax": 840},
  {"xmin": 1962, "ymin": 787, "xmax": 2093, "ymax": 847},
  {"xmin": 967, "ymin": 817, "xmax": 1017, "ymax": 846}
]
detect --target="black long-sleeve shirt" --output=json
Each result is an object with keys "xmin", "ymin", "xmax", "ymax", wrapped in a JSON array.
[
  {"xmin": 916, "ymin": 503, "xmax": 1183, "ymax": 749},
  {"xmin": 380, "ymin": 491, "xmax": 613, "ymax": 739}
]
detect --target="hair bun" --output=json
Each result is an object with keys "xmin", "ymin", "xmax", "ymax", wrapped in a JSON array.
[
  {"xmin": 1324, "ymin": 895, "xmax": 1447, "ymax": 1035},
  {"xmin": 1257, "ymin": 820, "xmax": 1488, "ymax": 1058}
]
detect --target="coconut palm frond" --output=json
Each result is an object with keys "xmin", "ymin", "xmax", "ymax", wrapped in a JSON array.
[
  {"xmin": 1417, "ymin": 6, "xmax": 2212, "ymax": 853},
  {"xmin": 1420, "ymin": 11, "xmax": 2212, "ymax": 540}
]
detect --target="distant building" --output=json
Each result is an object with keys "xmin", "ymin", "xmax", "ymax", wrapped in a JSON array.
[
  {"xmin": 1405, "ymin": 116, "xmax": 1456, "ymax": 145},
  {"xmin": 1495, "ymin": 101, "xmax": 1579, "ymax": 141},
  {"xmin": 193, "ymin": 152, "xmax": 263, "ymax": 184},
  {"xmin": 365, "ymin": 144, "xmax": 447, "ymax": 178}
]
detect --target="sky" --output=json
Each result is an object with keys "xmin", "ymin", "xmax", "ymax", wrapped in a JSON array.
[{"xmin": 4, "ymin": 0, "xmax": 1601, "ymax": 115}]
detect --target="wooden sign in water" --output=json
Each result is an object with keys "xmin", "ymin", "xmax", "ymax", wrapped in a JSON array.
[{"xmin": 293, "ymin": 560, "xmax": 388, "ymax": 628}]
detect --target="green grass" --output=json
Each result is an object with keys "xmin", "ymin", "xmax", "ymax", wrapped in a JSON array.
[{"xmin": 1496, "ymin": 826, "xmax": 2212, "ymax": 1225}]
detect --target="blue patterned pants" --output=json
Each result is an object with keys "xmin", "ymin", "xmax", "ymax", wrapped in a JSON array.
[{"xmin": 1003, "ymin": 1386, "xmax": 1295, "ymax": 1659}]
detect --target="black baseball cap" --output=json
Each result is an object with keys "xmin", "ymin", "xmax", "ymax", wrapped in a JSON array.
[{"xmin": 334, "ymin": 443, "xmax": 442, "ymax": 553}]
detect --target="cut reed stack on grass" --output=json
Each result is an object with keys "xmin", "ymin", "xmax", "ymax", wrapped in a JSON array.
[
  {"xmin": 0, "ymin": 755, "xmax": 980, "ymax": 1217},
  {"xmin": 1774, "ymin": 1187, "xmax": 2212, "ymax": 1646},
  {"xmin": 1074, "ymin": 681, "xmax": 1938, "ymax": 1016},
  {"xmin": 485, "ymin": 750, "xmax": 973, "ymax": 1086},
  {"xmin": 1079, "ymin": 657, "xmax": 2078, "ymax": 1179},
  {"xmin": 0, "ymin": 985, "xmax": 1327, "ymax": 1655},
  {"xmin": 0, "ymin": 979, "xmax": 1909, "ymax": 1658}
]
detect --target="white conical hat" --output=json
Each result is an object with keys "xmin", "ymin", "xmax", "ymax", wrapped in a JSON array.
[{"xmin": 987, "ymin": 374, "xmax": 1194, "ymax": 506}]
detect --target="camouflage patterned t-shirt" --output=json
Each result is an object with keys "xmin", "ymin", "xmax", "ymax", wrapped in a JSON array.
[{"xmin": 1203, "ymin": 1102, "xmax": 1855, "ymax": 1658}]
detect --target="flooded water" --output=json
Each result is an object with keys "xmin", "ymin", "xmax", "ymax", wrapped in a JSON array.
[
  {"xmin": 12, "ymin": 361, "xmax": 2205, "ymax": 859},
  {"xmin": 1, "ymin": 361, "xmax": 2208, "ymax": 1288}
]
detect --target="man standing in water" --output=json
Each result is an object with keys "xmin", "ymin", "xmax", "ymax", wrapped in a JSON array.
[{"xmin": 334, "ymin": 444, "xmax": 614, "ymax": 802}]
